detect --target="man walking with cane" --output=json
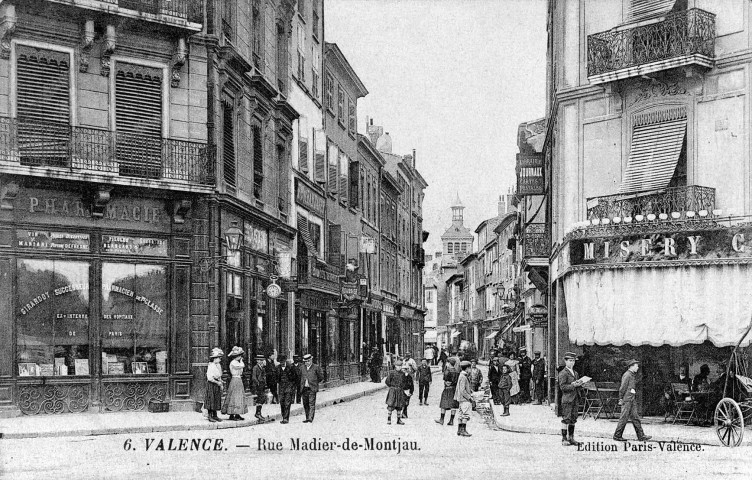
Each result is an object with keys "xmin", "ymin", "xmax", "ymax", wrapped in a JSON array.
[
  {"xmin": 613, "ymin": 359, "xmax": 651, "ymax": 442},
  {"xmin": 299, "ymin": 353, "xmax": 324, "ymax": 423}
]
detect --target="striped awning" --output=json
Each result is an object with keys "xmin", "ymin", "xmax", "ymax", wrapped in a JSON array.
[
  {"xmin": 296, "ymin": 214, "xmax": 316, "ymax": 255},
  {"xmin": 617, "ymin": 107, "xmax": 686, "ymax": 194}
]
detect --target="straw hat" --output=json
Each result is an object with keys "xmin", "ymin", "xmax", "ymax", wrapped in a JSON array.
[
  {"xmin": 209, "ymin": 347, "xmax": 224, "ymax": 359},
  {"xmin": 228, "ymin": 346, "xmax": 244, "ymax": 358}
]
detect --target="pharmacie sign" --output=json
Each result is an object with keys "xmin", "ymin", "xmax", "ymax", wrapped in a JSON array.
[{"xmin": 570, "ymin": 226, "xmax": 752, "ymax": 266}]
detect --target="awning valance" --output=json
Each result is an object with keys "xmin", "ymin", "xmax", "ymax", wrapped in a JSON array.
[
  {"xmin": 564, "ymin": 264, "xmax": 752, "ymax": 348},
  {"xmin": 484, "ymin": 330, "xmax": 499, "ymax": 340},
  {"xmin": 618, "ymin": 107, "xmax": 687, "ymax": 194}
]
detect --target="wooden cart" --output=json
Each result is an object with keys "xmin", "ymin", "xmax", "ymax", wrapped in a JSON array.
[{"xmin": 714, "ymin": 319, "xmax": 752, "ymax": 447}]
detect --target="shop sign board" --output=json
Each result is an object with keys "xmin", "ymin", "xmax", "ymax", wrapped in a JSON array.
[
  {"xmin": 300, "ymin": 294, "xmax": 335, "ymax": 311},
  {"xmin": 102, "ymin": 235, "xmax": 168, "ymax": 257},
  {"xmin": 516, "ymin": 154, "xmax": 544, "ymax": 195},
  {"xmin": 359, "ymin": 235, "xmax": 376, "ymax": 254},
  {"xmin": 295, "ymin": 180, "xmax": 326, "ymax": 217},
  {"xmin": 570, "ymin": 226, "xmax": 752, "ymax": 266},
  {"xmin": 245, "ymin": 222, "xmax": 268, "ymax": 254},
  {"xmin": 17, "ymin": 230, "xmax": 90, "ymax": 252},
  {"xmin": 382, "ymin": 303, "xmax": 395, "ymax": 315}
]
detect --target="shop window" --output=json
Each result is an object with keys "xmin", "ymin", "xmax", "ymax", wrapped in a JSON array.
[
  {"xmin": 16, "ymin": 45, "xmax": 71, "ymax": 167},
  {"xmin": 17, "ymin": 259, "xmax": 89, "ymax": 377},
  {"xmin": 225, "ymin": 271, "xmax": 243, "ymax": 360},
  {"xmin": 115, "ymin": 62, "xmax": 163, "ymax": 179},
  {"xmin": 101, "ymin": 263, "xmax": 167, "ymax": 375}
]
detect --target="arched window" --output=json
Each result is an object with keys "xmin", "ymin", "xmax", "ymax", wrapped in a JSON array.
[{"xmin": 447, "ymin": 242, "xmax": 454, "ymax": 254}]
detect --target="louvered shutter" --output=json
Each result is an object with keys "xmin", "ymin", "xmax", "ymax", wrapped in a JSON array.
[
  {"xmin": 349, "ymin": 160, "xmax": 359, "ymax": 208},
  {"xmin": 327, "ymin": 142, "xmax": 338, "ymax": 194},
  {"xmin": 328, "ymin": 222, "xmax": 342, "ymax": 269},
  {"xmin": 628, "ymin": 0, "xmax": 677, "ymax": 22},
  {"xmin": 314, "ymin": 129, "xmax": 326, "ymax": 183},
  {"xmin": 618, "ymin": 107, "xmax": 687, "ymax": 194},
  {"xmin": 299, "ymin": 138, "xmax": 309, "ymax": 174},
  {"xmin": 222, "ymin": 100, "xmax": 236, "ymax": 188},
  {"xmin": 297, "ymin": 214, "xmax": 316, "ymax": 255},
  {"xmin": 339, "ymin": 152, "xmax": 348, "ymax": 205},
  {"xmin": 253, "ymin": 125, "xmax": 263, "ymax": 198},
  {"xmin": 277, "ymin": 144, "xmax": 289, "ymax": 213},
  {"xmin": 115, "ymin": 63, "xmax": 162, "ymax": 178},
  {"xmin": 16, "ymin": 45, "xmax": 70, "ymax": 166}
]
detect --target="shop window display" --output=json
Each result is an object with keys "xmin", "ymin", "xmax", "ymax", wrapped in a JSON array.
[
  {"xmin": 17, "ymin": 259, "xmax": 90, "ymax": 376},
  {"xmin": 101, "ymin": 263, "xmax": 167, "ymax": 375}
]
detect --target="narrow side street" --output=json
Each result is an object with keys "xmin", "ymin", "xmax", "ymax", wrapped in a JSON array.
[{"xmin": 1, "ymin": 377, "xmax": 749, "ymax": 480}]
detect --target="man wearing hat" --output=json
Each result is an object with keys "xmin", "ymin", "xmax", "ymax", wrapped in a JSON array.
[
  {"xmin": 532, "ymin": 351, "xmax": 546, "ymax": 405},
  {"xmin": 558, "ymin": 352, "xmax": 585, "ymax": 446},
  {"xmin": 519, "ymin": 348, "xmax": 533, "ymax": 404},
  {"xmin": 453, "ymin": 360, "xmax": 473, "ymax": 437},
  {"xmin": 299, "ymin": 353, "xmax": 324, "ymax": 423},
  {"xmin": 252, "ymin": 354, "xmax": 269, "ymax": 422},
  {"xmin": 613, "ymin": 359, "xmax": 651, "ymax": 442}
]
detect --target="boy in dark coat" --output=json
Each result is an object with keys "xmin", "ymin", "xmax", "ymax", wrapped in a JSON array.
[
  {"xmin": 402, "ymin": 364, "xmax": 415, "ymax": 418},
  {"xmin": 417, "ymin": 358, "xmax": 433, "ymax": 405},
  {"xmin": 498, "ymin": 364, "xmax": 512, "ymax": 416},
  {"xmin": 385, "ymin": 361, "xmax": 406, "ymax": 425},
  {"xmin": 558, "ymin": 352, "xmax": 584, "ymax": 446},
  {"xmin": 251, "ymin": 354, "xmax": 268, "ymax": 422},
  {"xmin": 488, "ymin": 357, "xmax": 502, "ymax": 405}
]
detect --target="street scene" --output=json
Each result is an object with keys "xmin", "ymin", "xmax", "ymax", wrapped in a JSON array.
[{"xmin": 2, "ymin": 0, "xmax": 752, "ymax": 478}]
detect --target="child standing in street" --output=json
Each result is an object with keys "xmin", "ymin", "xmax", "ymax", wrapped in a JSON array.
[
  {"xmin": 417, "ymin": 358, "xmax": 432, "ymax": 406},
  {"xmin": 498, "ymin": 364, "xmax": 512, "ymax": 417},
  {"xmin": 385, "ymin": 360, "xmax": 406, "ymax": 425},
  {"xmin": 401, "ymin": 364, "xmax": 415, "ymax": 418},
  {"xmin": 205, "ymin": 348, "xmax": 224, "ymax": 423}
]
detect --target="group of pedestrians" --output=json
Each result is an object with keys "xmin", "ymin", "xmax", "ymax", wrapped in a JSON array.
[
  {"xmin": 432, "ymin": 357, "xmax": 478, "ymax": 437},
  {"xmin": 203, "ymin": 347, "xmax": 325, "ymax": 424}
]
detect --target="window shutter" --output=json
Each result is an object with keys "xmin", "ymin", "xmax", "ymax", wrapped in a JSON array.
[
  {"xmin": 15, "ymin": 45, "xmax": 71, "ymax": 166},
  {"xmin": 222, "ymin": 100, "xmax": 236, "ymax": 188},
  {"xmin": 628, "ymin": 0, "xmax": 677, "ymax": 22},
  {"xmin": 327, "ymin": 142, "xmax": 338, "ymax": 194},
  {"xmin": 277, "ymin": 144, "xmax": 289, "ymax": 213},
  {"xmin": 350, "ymin": 161, "xmax": 360, "ymax": 208},
  {"xmin": 328, "ymin": 222, "xmax": 342, "ymax": 269},
  {"xmin": 253, "ymin": 125, "xmax": 263, "ymax": 199},
  {"xmin": 339, "ymin": 152, "xmax": 348, "ymax": 205},
  {"xmin": 314, "ymin": 129, "xmax": 326, "ymax": 183},
  {"xmin": 115, "ymin": 63, "xmax": 162, "ymax": 178}
]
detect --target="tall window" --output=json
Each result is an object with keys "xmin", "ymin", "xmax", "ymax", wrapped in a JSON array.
[
  {"xmin": 252, "ymin": 0, "xmax": 263, "ymax": 70},
  {"xmin": 278, "ymin": 144, "xmax": 289, "ymax": 215},
  {"xmin": 253, "ymin": 125, "xmax": 264, "ymax": 199},
  {"xmin": 297, "ymin": 24, "xmax": 306, "ymax": 83},
  {"xmin": 325, "ymin": 72, "xmax": 334, "ymax": 112},
  {"xmin": 339, "ymin": 151, "xmax": 349, "ymax": 205},
  {"xmin": 298, "ymin": 116, "xmax": 309, "ymax": 173},
  {"xmin": 115, "ymin": 63, "xmax": 163, "ymax": 179},
  {"xmin": 15, "ymin": 45, "xmax": 71, "ymax": 167},
  {"xmin": 311, "ymin": 44, "xmax": 320, "ymax": 100},
  {"xmin": 222, "ymin": 0, "xmax": 235, "ymax": 43},
  {"xmin": 337, "ymin": 85, "xmax": 345, "ymax": 124},
  {"xmin": 312, "ymin": 0, "xmax": 320, "ymax": 38},
  {"xmin": 327, "ymin": 141, "xmax": 339, "ymax": 195},
  {"xmin": 222, "ymin": 99, "xmax": 236, "ymax": 188}
]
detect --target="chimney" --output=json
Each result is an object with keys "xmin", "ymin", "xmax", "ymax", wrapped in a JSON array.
[
  {"xmin": 412, "ymin": 149, "xmax": 416, "ymax": 168},
  {"xmin": 498, "ymin": 195, "xmax": 506, "ymax": 215}
]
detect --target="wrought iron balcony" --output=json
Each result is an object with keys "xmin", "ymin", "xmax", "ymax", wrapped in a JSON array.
[
  {"xmin": 522, "ymin": 223, "xmax": 549, "ymax": 259},
  {"xmin": 587, "ymin": 8, "xmax": 715, "ymax": 83},
  {"xmin": 45, "ymin": 0, "xmax": 204, "ymax": 28},
  {"xmin": 0, "ymin": 117, "xmax": 214, "ymax": 188},
  {"xmin": 586, "ymin": 185, "xmax": 716, "ymax": 220}
]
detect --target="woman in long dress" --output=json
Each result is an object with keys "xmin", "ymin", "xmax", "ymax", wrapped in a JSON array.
[
  {"xmin": 505, "ymin": 352, "xmax": 521, "ymax": 404},
  {"xmin": 204, "ymin": 347, "xmax": 224, "ymax": 422},
  {"xmin": 435, "ymin": 358, "xmax": 459, "ymax": 426},
  {"xmin": 221, "ymin": 346, "xmax": 247, "ymax": 420},
  {"xmin": 385, "ymin": 361, "xmax": 406, "ymax": 425}
]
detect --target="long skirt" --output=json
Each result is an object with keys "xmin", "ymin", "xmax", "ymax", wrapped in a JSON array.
[
  {"xmin": 439, "ymin": 385, "xmax": 459, "ymax": 410},
  {"xmin": 221, "ymin": 377, "xmax": 247, "ymax": 415},
  {"xmin": 204, "ymin": 382, "xmax": 222, "ymax": 411},
  {"xmin": 385, "ymin": 386, "xmax": 406, "ymax": 409}
]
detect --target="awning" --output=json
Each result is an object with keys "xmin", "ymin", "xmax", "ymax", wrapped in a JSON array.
[
  {"xmin": 484, "ymin": 330, "xmax": 499, "ymax": 340},
  {"xmin": 296, "ymin": 215, "xmax": 316, "ymax": 254},
  {"xmin": 501, "ymin": 311, "xmax": 525, "ymax": 336},
  {"xmin": 564, "ymin": 264, "xmax": 752, "ymax": 348},
  {"xmin": 617, "ymin": 106, "xmax": 687, "ymax": 194},
  {"xmin": 451, "ymin": 331, "xmax": 461, "ymax": 338}
]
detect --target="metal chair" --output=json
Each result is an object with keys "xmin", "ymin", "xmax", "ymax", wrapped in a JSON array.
[
  {"xmin": 671, "ymin": 382, "xmax": 697, "ymax": 425},
  {"xmin": 581, "ymin": 381, "xmax": 604, "ymax": 420}
]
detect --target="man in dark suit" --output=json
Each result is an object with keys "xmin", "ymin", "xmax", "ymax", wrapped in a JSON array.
[
  {"xmin": 518, "ymin": 348, "xmax": 533, "ymax": 403},
  {"xmin": 299, "ymin": 353, "xmax": 325, "ymax": 423},
  {"xmin": 532, "ymin": 351, "xmax": 547, "ymax": 405},
  {"xmin": 292, "ymin": 354, "xmax": 303, "ymax": 403},
  {"xmin": 614, "ymin": 359, "xmax": 651, "ymax": 442},
  {"xmin": 277, "ymin": 354, "xmax": 299, "ymax": 424},
  {"xmin": 488, "ymin": 356, "xmax": 502, "ymax": 405},
  {"xmin": 558, "ymin": 351, "xmax": 584, "ymax": 446}
]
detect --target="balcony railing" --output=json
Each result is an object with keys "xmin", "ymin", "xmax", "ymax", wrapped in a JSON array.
[
  {"xmin": 0, "ymin": 117, "xmax": 214, "ymax": 186},
  {"xmin": 587, "ymin": 8, "xmax": 715, "ymax": 79},
  {"xmin": 48, "ymin": 0, "xmax": 204, "ymax": 24},
  {"xmin": 523, "ymin": 223, "xmax": 549, "ymax": 259},
  {"xmin": 586, "ymin": 185, "xmax": 716, "ymax": 220}
]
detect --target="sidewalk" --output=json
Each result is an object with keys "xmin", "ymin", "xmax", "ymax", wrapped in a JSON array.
[
  {"xmin": 0, "ymin": 367, "xmax": 443, "ymax": 440},
  {"xmin": 490, "ymin": 402, "xmax": 720, "ymax": 446}
]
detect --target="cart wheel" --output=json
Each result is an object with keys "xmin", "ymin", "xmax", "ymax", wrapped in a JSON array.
[{"xmin": 715, "ymin": 398, "xmax": 744, "ymax": 447}]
